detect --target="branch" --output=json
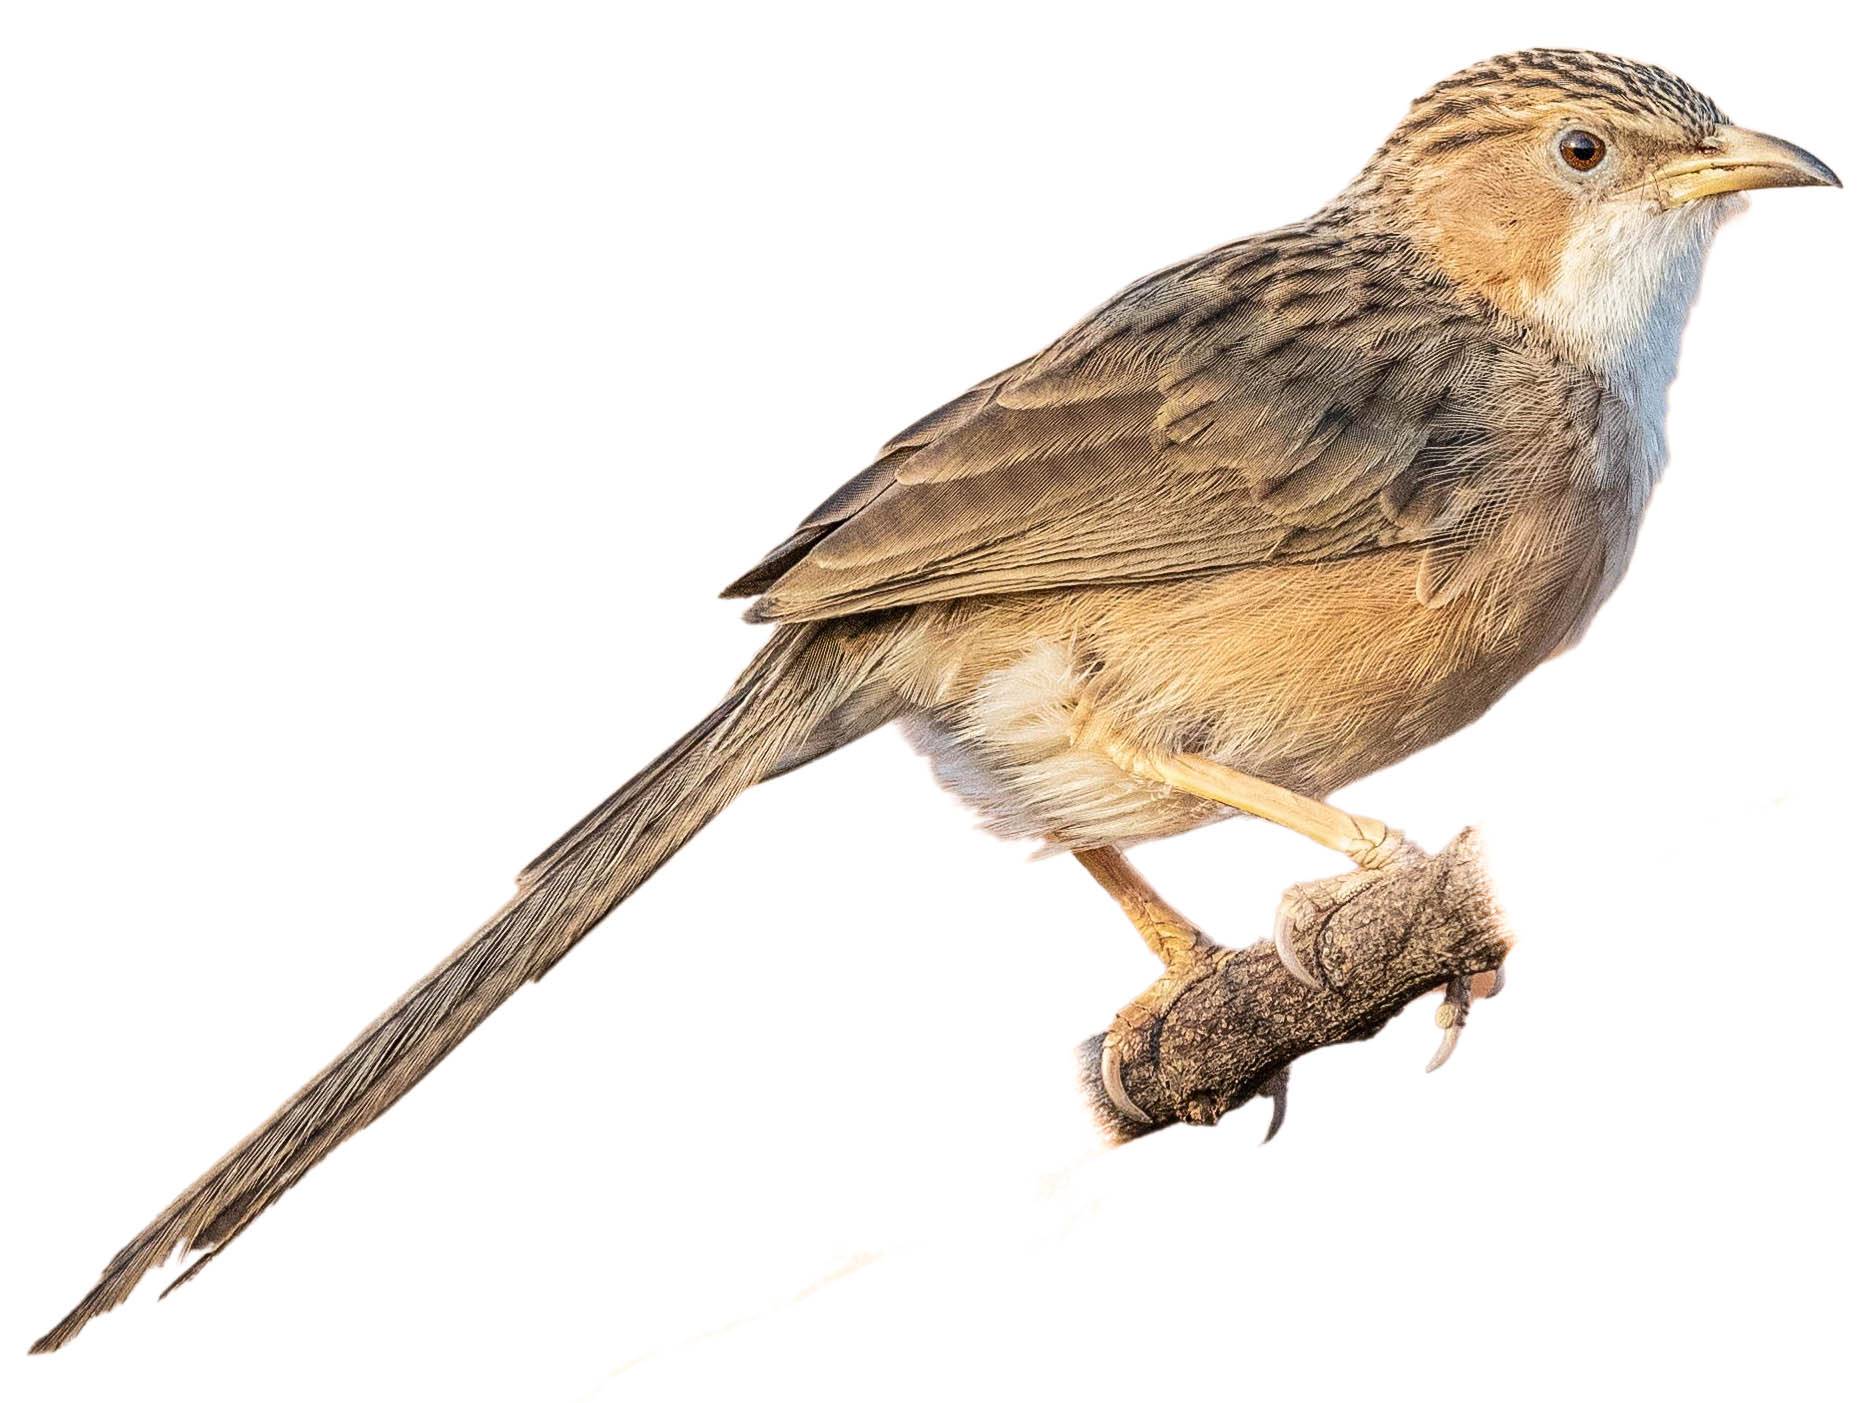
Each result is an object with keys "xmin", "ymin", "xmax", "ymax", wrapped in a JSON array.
[{"xmin": 1080, "ymin": 828, "xmax": 1513, "ymax": 1142}]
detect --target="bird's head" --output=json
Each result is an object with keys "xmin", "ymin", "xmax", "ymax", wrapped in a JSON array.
[{"xmin": 1351, "ymin": 49, "xmax": 1839, "ymax": 371}]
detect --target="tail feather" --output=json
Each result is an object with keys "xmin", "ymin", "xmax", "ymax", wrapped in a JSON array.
[{"xmin": 32, "ymin": 621, "xmax": 894, "ymax": 1353}]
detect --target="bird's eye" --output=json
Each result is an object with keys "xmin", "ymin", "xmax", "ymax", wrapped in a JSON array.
[{"xmin": 1558, "ymin": 129, "xmax": 1607, "ymax": 172}]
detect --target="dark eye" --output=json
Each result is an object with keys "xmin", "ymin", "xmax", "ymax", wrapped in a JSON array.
[{"xmin": 1558, "ymin": 129, "xmax": 1607, "ymax": 172}]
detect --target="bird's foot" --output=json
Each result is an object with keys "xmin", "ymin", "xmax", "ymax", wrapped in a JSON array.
[
  {"xmin": 1271, "ymin": 836, "xmax": 1426, "ymax": 988},
  {"xmin": 1100, "ymin": 935, "xmax": 1220, "ymax": 1124},
  {"xmin": 1100, "ymin": 956, "xmax": 1293, "ymax": 1135},
  {"xmin": 1425, "ymin": 964, "xmax": 1506, "ymax": 1072}
]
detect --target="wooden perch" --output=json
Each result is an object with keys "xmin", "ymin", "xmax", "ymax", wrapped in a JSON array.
[{"xmin": 1080, "ymin": 828, "xmax": 1513, "ymax": 1142}]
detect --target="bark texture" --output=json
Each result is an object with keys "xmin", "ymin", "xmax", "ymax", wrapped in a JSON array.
[{"xmin": 1081, "ymin": 828, "xmax": 1512, "ymax": 1142}]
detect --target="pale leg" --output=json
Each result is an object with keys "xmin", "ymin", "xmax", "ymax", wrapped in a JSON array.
[{"xmin": 1074, "ymin": 846, "xmax": 1215, "ymax": 1123}]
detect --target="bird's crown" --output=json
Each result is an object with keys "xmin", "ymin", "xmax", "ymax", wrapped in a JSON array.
[{"xmin": 1394, "ymin": 48, "xmax": 1729, "ymax": 147}]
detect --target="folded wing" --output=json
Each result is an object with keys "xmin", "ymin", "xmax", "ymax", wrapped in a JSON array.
[{"xmin": 729, "ymin": 226, "xmax": 1514, "ymax": 623}]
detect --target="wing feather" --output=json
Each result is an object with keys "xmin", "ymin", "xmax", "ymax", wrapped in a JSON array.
[{"xmin": 729, "ymin": 226, "xmax": 1522, "ymax": 623}]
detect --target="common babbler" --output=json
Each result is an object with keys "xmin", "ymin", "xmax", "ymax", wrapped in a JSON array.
[{"xmin": 34, "ymin": 48, "xmax": 1839, "ymax": 1353}]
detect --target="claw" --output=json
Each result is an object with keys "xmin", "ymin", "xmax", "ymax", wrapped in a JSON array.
[
  {"xmin": 1271, "ymin": 902, "xmax": 1324, "ymax": 990},
  {"xmin": 1424, "ymin": 976, "xmax": 1472, "ymax": 1073},
  {"xmin": 1100, "ymin": 1035, "xmax": 1152, "ymax": 1124},
  {"xmin": 1425, "ymin": 1011, "xmax": 1463, "ymax": 1072},
  {"xmin": 1260, "ymin": 1065, "xmax": 1290, "ymax": 1142}
]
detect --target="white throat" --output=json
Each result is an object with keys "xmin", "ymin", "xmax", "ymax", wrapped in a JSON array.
[{"xmin": 1525, "ymin": 197, "xmax": 1734, "ymax": 504}]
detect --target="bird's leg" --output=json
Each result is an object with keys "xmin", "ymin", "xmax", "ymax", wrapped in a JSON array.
[
  {"xmin": 1097, "ymin": 742, "xmax": 1417, "ymax": 987},
  {"xmin": 1108, "ymin": 746, "xmax": 1407, "ymax": 869},
  {"xmin": 1073, "ymin": 844, "xmax": 1219, "ymax": 1123},
  {"xmin": 1075, "ymin": 843, "xmax": 1213, "ymax": 970}
]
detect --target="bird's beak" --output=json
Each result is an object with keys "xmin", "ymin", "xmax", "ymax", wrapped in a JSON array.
[{"xmin": 1655, "ymin": 125, "xmax": 1842, "ymax": 206}]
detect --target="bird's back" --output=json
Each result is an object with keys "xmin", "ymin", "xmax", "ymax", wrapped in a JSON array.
[{"xmin": 728, "ymin": 217, "xmax": 1515, "ymax": 623}]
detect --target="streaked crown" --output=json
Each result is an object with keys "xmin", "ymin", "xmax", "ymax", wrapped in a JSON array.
[{"xmin": 1395, "ymin": 49, "xmax": 1728, "ymax": 146}]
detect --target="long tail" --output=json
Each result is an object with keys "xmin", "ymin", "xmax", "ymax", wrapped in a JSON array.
[{"xmin": 33, "ymin": 621, "xmax": 896, "ymax": 1353}]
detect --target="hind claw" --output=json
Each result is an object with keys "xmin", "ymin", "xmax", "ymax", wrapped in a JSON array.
[{"xmin": 1100, "ymin": 1033, "xmax": 1152, "ymax": 1124}]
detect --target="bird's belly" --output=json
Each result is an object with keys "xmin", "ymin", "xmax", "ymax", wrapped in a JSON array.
[{"xmin": 891, "ymin": 544, "xmax": 1594, "ymax": 849}]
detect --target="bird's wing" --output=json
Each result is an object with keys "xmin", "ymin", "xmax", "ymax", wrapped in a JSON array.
[{"xmin": 727, "ymin": 228, "xmax": 1524, "ymax": 623}]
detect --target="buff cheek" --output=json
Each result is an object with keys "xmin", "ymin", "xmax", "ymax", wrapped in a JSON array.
[{"xmin": 1411, "ymin": 148, "xmax": 1574, "ymax": 318}]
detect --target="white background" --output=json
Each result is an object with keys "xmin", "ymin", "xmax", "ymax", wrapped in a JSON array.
[{"xmin": 3, "ymin": 4, "xmax": 1865, "ymax": 1399}]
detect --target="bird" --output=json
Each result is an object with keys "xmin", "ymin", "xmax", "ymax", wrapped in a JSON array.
[{"xmin": 32, "ymin": 48, "xmax": 1839, "ymax": 1353}]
